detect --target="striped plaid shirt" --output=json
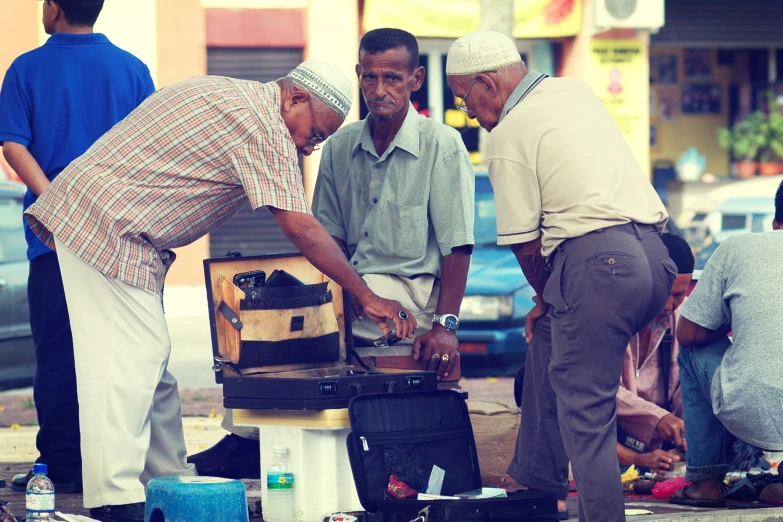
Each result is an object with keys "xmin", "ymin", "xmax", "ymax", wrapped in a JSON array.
[{"xmin": 25, "ymin": 76, "xmax": 310, "ymax": 295}]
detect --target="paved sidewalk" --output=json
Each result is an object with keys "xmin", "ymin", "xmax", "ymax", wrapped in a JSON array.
[{"xmin": 3, "ymin": 377, "xmax": 782, "ymax": 520}]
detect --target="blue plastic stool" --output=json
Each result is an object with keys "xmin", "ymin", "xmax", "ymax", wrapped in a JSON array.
[{"xmin": 145, "ymin": 476, "xmax": 249, "ymax": 522}]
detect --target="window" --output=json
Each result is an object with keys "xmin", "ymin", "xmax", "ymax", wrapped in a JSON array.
[
  {"xmin": 0, "ymin": 196, "xmax": 27, "ymax": 263},
  {"xmin": 721, "ymin": 214, "xmax": 747, "ymax": 231}
]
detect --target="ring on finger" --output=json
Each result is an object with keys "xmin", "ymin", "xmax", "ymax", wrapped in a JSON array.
[
  {"xmin": 441, "ymin": 354, "xmax": 450, "ymax": 364},
  {"xmin": 431, "ymin": 353, "xmax": 441, "ymax": 361},
  {"xmin": 398, "ymin": 310, "xmax": 408, "ymax": 320}
]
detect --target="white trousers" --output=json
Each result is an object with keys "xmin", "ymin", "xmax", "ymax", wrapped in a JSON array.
[
  {"xmin": 54, "ymin": 238, "xmax": 196, "ymax": 508},
  {"xmin": 221, "ymin": 273, "xmax": 439, "ymax": 440}
]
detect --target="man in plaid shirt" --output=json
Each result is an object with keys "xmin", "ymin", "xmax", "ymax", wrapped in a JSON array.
[{"xmin": 25, "ymin": 59, "xmax": 417, "ymax": 522}]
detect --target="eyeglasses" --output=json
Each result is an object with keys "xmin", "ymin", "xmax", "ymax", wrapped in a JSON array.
[
  {"xmin": 455, "ymin": 71, "xmax": 497, "ymax": 114},
  {"xmin": 307, "ymin": 102, "xmax": 325, "ymax": 151}
]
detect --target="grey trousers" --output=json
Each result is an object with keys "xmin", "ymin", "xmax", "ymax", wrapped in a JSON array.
[{"xmin": 508, "ymin": 224, "xmax": 676, "ymax": 522}]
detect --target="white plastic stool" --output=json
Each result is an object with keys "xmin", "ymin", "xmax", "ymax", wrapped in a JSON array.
[{"xmin": 233, "ymin": 408, "xmax": 362, "ymax": 522}]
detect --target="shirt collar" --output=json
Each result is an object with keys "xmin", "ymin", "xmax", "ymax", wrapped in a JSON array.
[
  {"xmin": 352, "ymin": 103, "xmax": 420, "ymax": 159},
  {"xmin": 44, "ymin": 33, "xmax": 110, "ymax": 46},
  {"xmin": 499, "ymin": 70, "xmax": 549, "ymax": 124}
]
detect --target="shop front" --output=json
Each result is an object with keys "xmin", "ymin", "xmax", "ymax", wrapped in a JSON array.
[
  {"xmin": 361, "ymin": 0, "xmax": 581, "ymax": 164},
  {"xmin": 648, "ymin": 0, "xmax": 783, "ymax": 223}
]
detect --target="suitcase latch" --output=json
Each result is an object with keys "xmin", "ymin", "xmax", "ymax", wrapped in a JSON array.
[
  {"xmin": 319, "ymin": 382, "xmax": 339, "ymax": 395},
  {"xmin": 406, "ymin": 376, "xmax": 424, "ymax": 389}
]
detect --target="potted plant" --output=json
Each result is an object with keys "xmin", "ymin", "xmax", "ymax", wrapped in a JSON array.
[
  {"xmin": 760, "ymin": 91, "xmax": 783, "ymax": 176},
  {"xmin": 717, "ymin": 111, "xmax": 766, "ymax": 178}
]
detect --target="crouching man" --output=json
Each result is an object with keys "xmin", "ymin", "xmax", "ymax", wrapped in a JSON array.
[{"xmin": 670, "ymin": 181, "xmax": 783, "ymax": 508}]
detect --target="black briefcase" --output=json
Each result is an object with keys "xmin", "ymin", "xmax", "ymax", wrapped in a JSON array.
[
  {"xmin": 204, "ymin": 252, "xmax": 438, "ymax": 410},
  {"xmin": 346, "ymin": 390, "xmax": 560, "ymax": 521}
]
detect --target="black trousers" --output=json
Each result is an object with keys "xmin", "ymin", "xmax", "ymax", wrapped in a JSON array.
[
  {"xmin": 28, "ymin": 252, "xmax": 82, "ymax": 483},
  {"xmin": 508, "ymin": 224, "xmax": 676, "ymax": 522}
]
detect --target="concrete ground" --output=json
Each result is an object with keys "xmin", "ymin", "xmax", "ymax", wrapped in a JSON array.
[
  {"xmin": 2, "ymin": 288, "xmax": 782, "ymax": 520},
  {"xmin": 3, "ymin": 382, "xmax": 783, "ymax": 520}
]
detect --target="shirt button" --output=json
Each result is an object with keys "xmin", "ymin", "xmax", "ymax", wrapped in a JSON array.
[
  {"xmin": 364, "ymin": 232, "xmax": 369, "ymax": 237},
  {"xmin": 373, "ymin": 198, "xmax": 378, "ymax": 204},
  {"xmin": 352, "ymin": 261, "xmax": 358, "ymax": 266}
]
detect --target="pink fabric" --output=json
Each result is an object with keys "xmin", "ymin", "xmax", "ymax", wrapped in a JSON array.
[
  {"xmin": 652, "ymin": 477, "xmax": 691, "ymax": 500},
  {"xmin": 617, "ymin": 301, "xmax": 686, "ymax": 448}
]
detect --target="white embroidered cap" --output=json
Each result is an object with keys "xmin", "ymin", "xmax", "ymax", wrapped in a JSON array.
[
  {"xmin": 286, "ymin": 59, "xmax": 353, "ymax": 119},
  {"xmin": 446, "ymin": 31, "xmax": 522, "ymax": 76}
]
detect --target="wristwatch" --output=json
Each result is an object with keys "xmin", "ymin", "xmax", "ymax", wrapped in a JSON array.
[{"xmin": 432, "ymin": 313, "xmax": 460, "ymax": 331}]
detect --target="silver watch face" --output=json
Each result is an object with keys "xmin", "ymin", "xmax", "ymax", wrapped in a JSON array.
[{"xmin": 442, "ymin": 314, "xmax": 459, "ymax": 330}]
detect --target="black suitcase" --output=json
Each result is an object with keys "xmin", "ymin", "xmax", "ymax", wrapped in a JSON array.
[
  {"xmin": 346, "ymin": 390, "xmax": 560, "ymax": 521},
  {"xmin": 204, "ymin": 252, "xmax": 438, "ymax": 410}
]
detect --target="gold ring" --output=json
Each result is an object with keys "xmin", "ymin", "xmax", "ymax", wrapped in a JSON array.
[
  {"xmin": 431, "ymin": 353, "xmax": 441, "ymax": 361},
  {"xmin": 441, "ymin": 354, "xmax": 450, "ymax": 363}
]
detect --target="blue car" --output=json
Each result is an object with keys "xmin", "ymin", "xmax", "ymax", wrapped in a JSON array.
[{"xmin": 457, "ymin": 171, "xmax": 535, "ymax": 377}]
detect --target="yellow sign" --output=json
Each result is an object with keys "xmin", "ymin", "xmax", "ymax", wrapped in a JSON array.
[
  {"xmin": 590, "ymin": 39, "xmax": 648, "ymax": 164},
  {"xmin": 363, "ymin": 0, "xmax": 581, "ymax": 39}
]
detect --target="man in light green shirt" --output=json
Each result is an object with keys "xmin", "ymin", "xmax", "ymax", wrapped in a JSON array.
[
  {"xmin": 189, "ymin": 29, "xmax": 475, "ymax": 483},
  {"xmin": 314, "ymin": 28, "xmax": 475, "ymax": 380}
]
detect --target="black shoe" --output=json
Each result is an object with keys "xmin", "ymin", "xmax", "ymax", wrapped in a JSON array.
[
  {"xmin": 187, "ymin": 434, "xmax": 260, "ymax": 479},
  {"xmin": 11, "ymin": 469, "xmax": 83, "ymax": 493},
  {"xmin": 89, "ymin": 502, "xmax": 145, "ymax": 522}
]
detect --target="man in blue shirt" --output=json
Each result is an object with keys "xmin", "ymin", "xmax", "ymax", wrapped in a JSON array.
[{"xmin": 0, "ymin": 1, "xmax": 153, "ymax": 519}]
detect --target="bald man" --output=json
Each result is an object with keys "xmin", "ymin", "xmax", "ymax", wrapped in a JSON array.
[{"xmin": 446, "ymin": 32, "xmax": 674, "ymax": 522}]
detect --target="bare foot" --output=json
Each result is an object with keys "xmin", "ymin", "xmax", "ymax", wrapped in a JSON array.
[{"xmin": 687, "ymin": 479, "xmax": 723, "ymax": 500}]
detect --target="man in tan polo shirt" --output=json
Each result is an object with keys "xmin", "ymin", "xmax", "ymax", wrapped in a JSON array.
[{"xmin": 447, "ymin": 31, "xmax": 674, "ymax": 522}]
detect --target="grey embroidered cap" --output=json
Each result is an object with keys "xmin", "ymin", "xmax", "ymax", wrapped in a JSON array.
[
  {"xmin": 446, "ymin": 31, "xmax": 522, "ymax": 76},
  {"xmin": 286, "ymin": 59, "xmax": 353, "ymax": 119}
]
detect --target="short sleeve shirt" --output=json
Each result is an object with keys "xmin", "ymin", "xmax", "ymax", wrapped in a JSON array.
[
  {"xmin": 678, "ymin": 231, "xmax": 783, "ymax": 449},
  {"xmin": 25, "ymin": 77, "xmax": 309, "ymax": 295},
  {"xmin": 312, "ymin": 104, "xmax": 474, "ymax": 278},
  {"xmin": 0, "ymin": 33, "xmax": 155, "ymax": 260},
  {"xmin": 486, "ymin": 72, "xmax": 668, "ymax": 257}
]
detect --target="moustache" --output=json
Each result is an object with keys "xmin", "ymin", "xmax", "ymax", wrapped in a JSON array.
[{"xmin": 367, "ymin": 98, "xmax": 394, "ymax": 105}]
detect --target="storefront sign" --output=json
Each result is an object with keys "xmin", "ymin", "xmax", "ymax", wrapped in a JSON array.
[
  {"xmin": 590, "ymin": 39, "xmax": 647, "ymax": 161},
  {"xmin": 363, "ymin": 0, "xmax": 581, "ymax": 39}
]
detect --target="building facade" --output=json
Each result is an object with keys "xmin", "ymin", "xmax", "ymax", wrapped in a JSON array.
[{"xmin": 1, "ymin": 0, "xmax": 662, "ymax": 287}]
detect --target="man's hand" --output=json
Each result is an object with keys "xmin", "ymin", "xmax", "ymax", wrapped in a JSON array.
[
  {"xmin": 271, "ymin": 209, "xmax": 417, "ymax": 339},
  {"xmin": 349, "ymin": 295, "xmax": 364, "ymax": 321},
  {"xmin": 655, "ymin": 414, "xmax": 687, "ymax": 452},
  {"xmin": 525, "ymin": 295, "xmax": 549, "ymax": 344},
  {"xmin": 359, "ymin": 294, "xmax": 418, "ymax": 340},
  {"xmin": 637, "ymin": 448, "xmax": 684, "ymax": 477},
  {"xmin": 412, "ymin": 327, "xmax": 460, "ymax": 380}
]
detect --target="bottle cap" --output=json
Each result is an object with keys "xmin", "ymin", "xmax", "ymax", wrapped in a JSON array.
[
  {"xmin": 273, "ymin": 445, "xmax": 287, "ymax": 454},
  {"xmin": 33, "ymin": 463, "xmax": 47, "ymax": 475}
]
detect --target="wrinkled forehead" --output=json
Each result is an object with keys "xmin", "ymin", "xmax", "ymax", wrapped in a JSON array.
[{"xmin": 359, "ymin": 46, "xmax": 413, "ymax": 72}]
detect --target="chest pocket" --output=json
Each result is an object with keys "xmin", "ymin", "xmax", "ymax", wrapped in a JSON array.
[{"xmin": 372, "ymin": 200, "xmax": 428, "ymax": 259}]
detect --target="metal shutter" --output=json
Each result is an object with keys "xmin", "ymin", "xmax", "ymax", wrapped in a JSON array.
[
  {"xmin": 207, "ymin": 47, "xmax": 303, "ymax": 258},
  {"xmin": 652, "ymin": 0, "xmax": 783, "ymax": 47}
]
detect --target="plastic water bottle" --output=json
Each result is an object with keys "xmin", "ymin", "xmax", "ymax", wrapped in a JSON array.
[
  {"xmin": 265, "ymin": 445, "xmax": 295, "ymax": 522},
  {"xmin": 26, "ymin": 463, "xmax": 55, "ymax": 521}
]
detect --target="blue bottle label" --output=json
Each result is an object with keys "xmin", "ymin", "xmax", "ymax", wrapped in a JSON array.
[
  {"xmin": 267, "ymin": 472, "xmax": 294, "ymax": 489},
  {"xmin": 26, "ymin": 491, "xmax": 55, "ymax": 511}
]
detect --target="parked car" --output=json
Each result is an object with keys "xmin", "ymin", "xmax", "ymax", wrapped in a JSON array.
[
  {"xmin": 0, "ymin": 181, "xmax": 34, "ymax": 390},
  {"xmin": 457, "ymin": 171, "xmax": 535, "ymax": 377}
]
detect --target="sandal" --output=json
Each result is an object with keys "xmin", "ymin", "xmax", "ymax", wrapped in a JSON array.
[{"xmin": 670, "ymin": 486, "xmax": 726, "ymax": 508}]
